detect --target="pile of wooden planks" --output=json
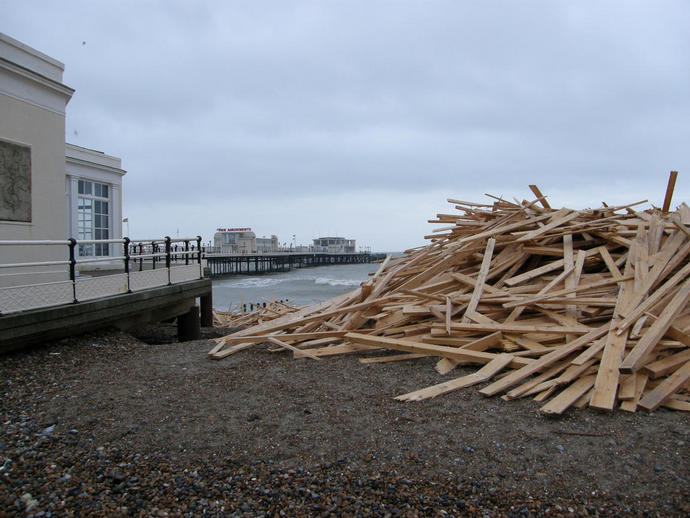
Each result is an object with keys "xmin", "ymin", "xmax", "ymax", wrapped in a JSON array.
[
  {"xmin": 213, "ymin": 300, "xmax": 302, "ymax": 329},
  {"xmin": 210, "ymin": 176, "xmax": 690, "ymax": 414}
]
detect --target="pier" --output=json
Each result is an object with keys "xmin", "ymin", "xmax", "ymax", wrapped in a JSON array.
[{"xmin": 205, "ymin": 252, "xmax": 383, "ymax": 277}]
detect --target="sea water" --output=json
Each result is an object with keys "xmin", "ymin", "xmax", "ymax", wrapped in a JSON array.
[{"xmin": 211, "ymin": 262, "xmax": 380, "ymax": 311}]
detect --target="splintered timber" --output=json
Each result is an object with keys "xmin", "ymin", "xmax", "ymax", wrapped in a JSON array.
[{"xmin": 210, "ymin": 173, "xmax": 690, "ymax": 415}]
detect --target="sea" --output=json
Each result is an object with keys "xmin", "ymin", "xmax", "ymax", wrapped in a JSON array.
[{"xmin": 211, "ymin": 262, "xmax": 381, "ymax": 311}]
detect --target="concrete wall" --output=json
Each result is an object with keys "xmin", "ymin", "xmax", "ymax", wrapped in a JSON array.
[{"xmin": 0, "ymin": 33, "xmax": 74, "ymax": 286}]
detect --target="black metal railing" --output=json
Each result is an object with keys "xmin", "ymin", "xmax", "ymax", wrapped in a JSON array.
[{"xmin": 0, "ymin": 236, "xmax": 204, "ymax": 313}]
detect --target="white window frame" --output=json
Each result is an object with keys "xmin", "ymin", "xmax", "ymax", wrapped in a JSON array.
[{"xmin": 77, "ymin": 179, "xmax": 111, "ymax": 257}]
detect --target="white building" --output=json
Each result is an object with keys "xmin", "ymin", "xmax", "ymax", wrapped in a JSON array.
[
  {"xmin": 213, "ymin": 228, "xmax": 279, "ymax": 254},
  {"xmin": 313, "ymin": 236, "xmax": 356, "ymax": 253},
  {"xmin": 256, "ymin": 235, "xmax": 279, "ymax": 253},
  {"xmin": 0, "ymin": 32, "xmax": 126, "ymax": 284},
  {"xmin": 66, "ymin": 143, "xmax": 126, "ymax": 263},
  {"xmin": 213, "ymin": 228, "xmax": 256, "ymax": 254},
  {"xmin": 0, "ymin": 33, "xmax": 74, "ymax": 286}
]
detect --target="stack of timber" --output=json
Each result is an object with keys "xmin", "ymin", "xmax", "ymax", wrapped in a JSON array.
[
  {"xmin": 213, "ymin": 300, "xmax": 302, "ymax": 329},
  {"xmin": 210, "ymin": 177, "xmax": 690, "ymax": 414}
]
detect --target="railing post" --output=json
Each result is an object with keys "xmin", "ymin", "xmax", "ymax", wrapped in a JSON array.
[
  {"xmin": 185, "ymin": 239, "xmax": 190, "ymax": 266},
  {"xmin": 123, "ymin": 237, "xmax": 132, "ymax": 293},
  {"xmin": 196, "ymin": 235, "xmax": 202, "ymax": 278},
  {"xmin": 165, "ymin": 236, "xmax": 172, "ymax": 285},
  {"xmin": 68, "ymin": 238, "xmax": 78, "ymax": 303},
  {"xmin": 151, "ymin": 241, "xmax": 157, "ymax": 270}
]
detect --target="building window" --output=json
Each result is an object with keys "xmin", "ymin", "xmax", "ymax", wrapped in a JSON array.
[{"xmin": 77, "ymin": 179, "xmax": 110, "ymax": 256}]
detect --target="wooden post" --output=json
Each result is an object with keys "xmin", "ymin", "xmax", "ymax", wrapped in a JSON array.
[
  {"xmin": 200, "ymin": 293, "xmax": 213, "ymax": 327},
  {"xmin": 178, "ymin": 305, "xmax": 201, "ymax": 341},
  {"xmin": 662, "ymin": 171, "xmax": 678, "ymax": 213}
]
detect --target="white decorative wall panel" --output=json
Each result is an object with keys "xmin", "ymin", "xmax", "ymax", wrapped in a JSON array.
[
  {"xmin": 75, "ymin": 274, "xmax": 128, "ymax": 301},
  {"xmin": 0, "ymin": 281, "xmax": 73, "ymax": 314},
  {"xmin": 130, "ymin": 268, "xmax": 169, "ymax": 291},
  {"xmin": 170, "ymin": 265, "xmax": 201, "ymax": 283}
]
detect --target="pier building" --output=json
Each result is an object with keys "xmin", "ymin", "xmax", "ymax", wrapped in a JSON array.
[
  {"xmin": 313, "ymin": 236, "xmax": 356, "ymax": 253},
  {"xmin": 213, "ymin": 228, "xmax": 278, "ymax": 254}
]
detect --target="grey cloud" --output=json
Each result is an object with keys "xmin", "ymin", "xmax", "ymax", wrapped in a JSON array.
[{"xmin": 3, "ymin": 0, "xmax": 689, "ymax": 249}]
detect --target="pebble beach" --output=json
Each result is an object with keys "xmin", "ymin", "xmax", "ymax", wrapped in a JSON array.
[{"xmin": 0, "ymin": 326, "xmax": 687, "ymax": 517}]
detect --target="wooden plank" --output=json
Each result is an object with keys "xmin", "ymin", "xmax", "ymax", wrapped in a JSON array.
[
  {"xmin": 541, "ymin": 375, "xmax": 597, "ymax": 415},
  {"xmin": 652, "ymin": 238, "xmax": 690, "ymax": 291},
  {"xmin": 507, "ymin": 360, "xmax": 596, "ymax": 399},
  {"xmin": 590, "ymin": 245, "xmax": 636, "ymax": 411},
  {"xmin": 598, "ymin": 246, "xmax": 622, "ymax": 278},
  {"xmin": 502, "ymin": 274, "xmax": 633, "ymax": 309},
  {"xmin": 396, "ymin": 354, "xmax": 514, "ymax": 401},
  {"xmin": 660, "ymin": 398, "xmax": 690, "ymax": 411},
  {"xmin": 209, "ymin": 341, "xmax": 256, "ymax": 360},
  {"xmin": 293, "ymin": 343, "xmax": 378, "ymax": 358},
  {"xmin": 437, "ymin": 239, "xmax": 496, "ymax": 373},
  {"xmin": 503, "ymin": 361, "xmax": 571, "ymax": 400},
  {"xmin": 267, "ymin": 337, "xmax": 321, "ymax": 361},
  {"xmin": 435, "ymin": 331, "xmax": 503, "ymax": 374},
  {"xmin": 641, "ymin": 349, "xmax": 690, "ymax": 379},
  {"xmin": 529, "ymin": 184, "xmax": 551, "ymax": 209},
  {"xmin": 462, "ymin": 238, "xmax": 496, "ymax": 321},
  {"xmin": 445, "ymin": 296, "xmax": 452, "ymax": 335},
  {"xmin": 571, "ymin": 336, "xmax": 607, "ymax": 365},
  {"xmin": 445, "ymin": 322, "xmax": 590, "ymax": 335},
  {"xmin": 630, "ymin": 230, "xmax": 685, "ymax": 307},
  {"xmin": 620, "ymin": 277, "xmax": 690, "ymax": 373},
  {"xmin": 456, "ymin": 212, "xmax": 556, "ymax": 245},
  {"xmin": 662, "ymin": 170, "xmax": 679, "ymax": 213},
  {"xmin": 615, "ymin": 261, "xmax": 690, "ymax": 334},
  {"xmin": 451, "ymin": 272, "xmax": 508, "ymax": 295},
  {"xmin": 638, "ymin": 359, "xmax": 690, "ymax": 411},
  {"xmin": 516, "ymin": 209, "xmax": 581, "ymax": 243},
  {"xmin": 397, "ymin": 247, "xmax": 473, "ymax": 291},
  {"xmin": 620, "ymin": 373, "xmax": 648, "ymax": 412},
  {"xmin": 215, "ymin": 331, "xmax": 352, "ymax": 345},
  {"xmin": 359, "ymin": 353, "xmax": 429, "ymax": 364},
  {"xmin": 563, "ymin": 234, "xmax": 576, "ymax": 320},
  {"xmin": 573, "ymin": 388, "xmax": 594, "ymax": 409},
  {"xmin": 590, "ymin": 324, "xmax": 630, "ymax": 411},
  {"xmin": 503, "ymin": 259, "xmax": 566, "ymax": 286},
  {"xmin": 480, "ymin": 325, "xmax": 609, "ymax": 396},
  {"xmin": 617, "ymin": 374, "xmax": 637, "ymax": 400},
  {"xmin": 344, "ymin": 332, "xmax": 532, "ymax": 368}
]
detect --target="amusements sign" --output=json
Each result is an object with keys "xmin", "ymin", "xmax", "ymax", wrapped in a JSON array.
[{"xmin": 0, "ymin": 140, "xmax": 31, "ymax": 222}]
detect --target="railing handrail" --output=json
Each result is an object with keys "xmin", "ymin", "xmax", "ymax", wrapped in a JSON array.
[
  {"xmin": 75, "ymin": 255, "xmax": 127, "ymax": 264},
  {"xmin": 0, "ymin": 260, "xmax": 71, "ymax": 269},
  {"xmin": 128, "ymin": 237, "xmax": 199, "ymax": 244},
  {"xmin": 69, "ymin": 239, "xmax": 126, "ymax": 245},
  {"xmin": 0, "ymin": 237, "xmax": 202, "ymax": 246},
  {"xmin": 0, "ymin": 240, "xmax": 71, "ymax": 246}
]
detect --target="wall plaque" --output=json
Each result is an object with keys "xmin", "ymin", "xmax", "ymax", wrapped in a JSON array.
[{"xmin": 0, "ymin": 140, "xmax": 31, "ymax": 222}]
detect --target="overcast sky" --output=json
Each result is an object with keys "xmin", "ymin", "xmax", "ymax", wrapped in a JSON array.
[{"xmin": 3, "ymin": 1, "xmax": 689, "ymax": 250}]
